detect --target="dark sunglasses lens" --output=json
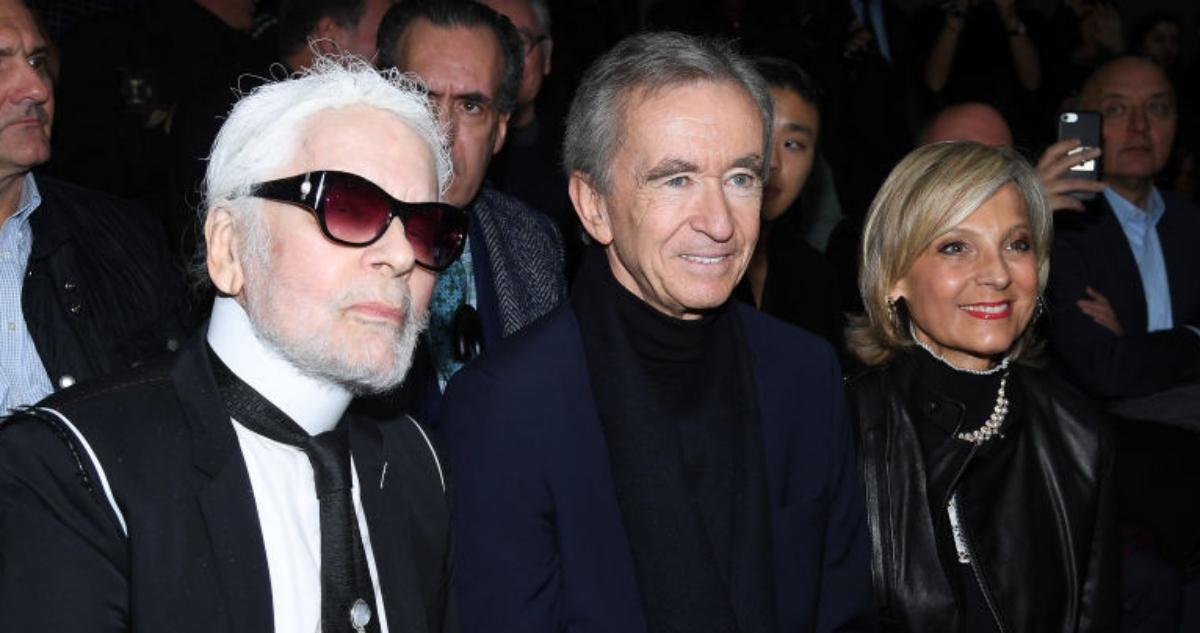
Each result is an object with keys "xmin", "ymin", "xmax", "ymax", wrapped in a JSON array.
[
  {"xmin": 317, "ymin": 173, "xmax": 465, "ymax": 269},
  {"xmin": 321, "ymin": 176, "xmax": 391, "ymax": 244},
  {"xmin": 405, "ymin": 205, "xmax": 467, "ymax": 269}
]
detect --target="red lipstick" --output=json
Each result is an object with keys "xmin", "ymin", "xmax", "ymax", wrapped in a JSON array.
[{"xmin": 960, "ymin": 301, "xmax": 1012, "ymax": 320}]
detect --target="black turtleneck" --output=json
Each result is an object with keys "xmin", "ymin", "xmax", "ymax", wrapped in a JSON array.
[
  {"xmin": 570, "ymin": 248, "xmax": 776, "ymax": 633},
  {"xmin": 909, "ymin": 345, "xmax": 1006, "ymax": 633},
  {"xmin": 911, "ymin": 345, "xmax": 1003, "ymax": 453}
]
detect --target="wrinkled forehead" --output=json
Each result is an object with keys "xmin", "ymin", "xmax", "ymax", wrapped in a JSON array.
[
  {"xmin": 618, "ymin": 79, "xmax": 763, "ymax": 144},
  {"xmin": 0, "ymin": 0, "xmax": 44, "ymax": 48},
  {"xmin": 601, "ymin": 85, "xmax": 764, "ymax": 199},
  {"xmin": 1087, "ymin": 59, "xmax": 1175, "ymax": 104},
  {"xmin": 285, "ymin": 106, "xmax": 438, "ymax": 199},
  {"xmin": 398, "ymin": 21, "xmax": 505, "ymax": 89}
]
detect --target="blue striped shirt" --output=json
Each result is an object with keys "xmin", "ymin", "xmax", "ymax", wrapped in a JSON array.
[{"xmin": 1, "ymin": 174, "xmax": 52, "ymax": 414}]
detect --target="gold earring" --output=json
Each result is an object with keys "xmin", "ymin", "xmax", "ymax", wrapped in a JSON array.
[{"xmin": 886, "ymin": 297, "xmax": 901, "ymax": 332}]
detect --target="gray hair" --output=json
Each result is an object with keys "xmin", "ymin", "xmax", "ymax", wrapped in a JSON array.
[
  {"xmin": 563, "ymin": 31, "xmax": 773, "ymax": 194},
  {"xmin": 847, "ymin": 142, "xmax": 1052, "ymax": 366},
  {"xmin": 195, "ymin": 55, "xmax": 453, "ymax": 287}
]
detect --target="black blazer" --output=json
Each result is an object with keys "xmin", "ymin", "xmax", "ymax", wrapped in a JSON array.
[
  {"xmin": 24, "ymin": 175, "xmax": 188, "ymax": 391},
  {"xmin": 440, "ymin": 301, "xmax": 875, "ymax": 633},
  {"xmin": 0, "ymin": 335, "xmax": 456, "ymax": 632},
  {"xmin": 1048, "ymin": 190, "xmax": 1200, "ymax": 399}
]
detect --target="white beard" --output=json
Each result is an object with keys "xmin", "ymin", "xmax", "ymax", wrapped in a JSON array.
[{"xmin": 240, "ymin": 239, "xmax": 427, "ymax": 395}]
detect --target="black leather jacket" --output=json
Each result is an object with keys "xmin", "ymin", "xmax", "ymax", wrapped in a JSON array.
[
  {"xmin": 847, "ymin": 351, "xmax": 1118, "ymax": 633},
  {"xmin": 22, "ymin": 175, "xmax": 187, "ymax": 392}
]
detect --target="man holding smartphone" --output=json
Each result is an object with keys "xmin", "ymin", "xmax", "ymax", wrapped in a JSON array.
[
  {"xmin": 1048, "ymin": 54, "xmax": 1200, "ymax": 633},
  {"xmin": 1048, "ymin": 55, "xmax": 1200, "ymax": 405}
]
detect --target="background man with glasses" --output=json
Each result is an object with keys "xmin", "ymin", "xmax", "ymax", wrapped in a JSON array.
[
  {"xmin": 1049, "ymin": 55, "xmax": 1200, "ymax": 404},
  {"xmin": 1048, "ymin": 54, "xmax": 1200, "ymax": 632},
  {"xmin": 0, "ymin": 57, "xmax": 458, "ymax": 633},
  {"xmin": 377, "ymin": 0, "xmax": 566, "ymax": 423}
]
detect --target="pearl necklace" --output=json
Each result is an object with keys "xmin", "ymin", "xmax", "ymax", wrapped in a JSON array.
[
  {"xmin": 955, "ymin": 371, "xmax": 1010, "ymax": 445},
  {"xmin": 909, "ymin": 326, "xmax": 1011, "ymax": 445}
]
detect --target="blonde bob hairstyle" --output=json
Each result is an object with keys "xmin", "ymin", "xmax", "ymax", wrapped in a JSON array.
[{"xmin": 847, "ymin": 141, "xmax": 1051, "ymax": 366}]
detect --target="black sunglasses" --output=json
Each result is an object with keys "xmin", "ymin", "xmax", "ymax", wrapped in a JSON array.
[{"xmin": 248, "ymin": 170, "xmax": 469, "ymax": 271}]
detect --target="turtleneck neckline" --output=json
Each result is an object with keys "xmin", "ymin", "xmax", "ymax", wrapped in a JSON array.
[
  {"xmin": 206, "ymin": 296, "xmax": 352, "ymax": 436},
  {"xmin": 910, "ymin": 345, "xmax": 1003, "ymax": 436},
  {"xmin": 569, "ymin": 246, "xmax": 774, "ymax": 628},
  {"xmin": 910, "ymin": 323, "xmax": 1008, "ymax": 375},
  {"xmin": 597, "ymin": 250, "xmax": 723, "ymax": 365}
]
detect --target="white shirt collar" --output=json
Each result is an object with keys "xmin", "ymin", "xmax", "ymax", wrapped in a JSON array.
[{"xmin": 207, "ymin": 296, "xmax": 352, "ymax": 435}]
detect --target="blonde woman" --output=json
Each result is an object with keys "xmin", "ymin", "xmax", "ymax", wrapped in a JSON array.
[{"xmin": 846, "ymin": 142, "xmax": 1117, "ymax": 632}]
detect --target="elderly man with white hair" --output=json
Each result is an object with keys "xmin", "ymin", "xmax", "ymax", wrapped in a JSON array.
[{"xmin": 0, "ymin": 57, "xmax": 462, "ymax": 633}]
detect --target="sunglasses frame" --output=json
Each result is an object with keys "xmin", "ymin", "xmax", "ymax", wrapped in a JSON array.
[{"xmin": 248, "ymin": 170, "xmax": 468, "ymax": 272}]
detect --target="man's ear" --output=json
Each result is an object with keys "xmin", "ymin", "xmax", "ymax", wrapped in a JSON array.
[
  {"xmin": 569, "ymin": 171, "xmax": 613, "ymax": 245},
  {"xmin": 311, "ymin": 16, "xmax": 344, "ymax": 55},
  {"xmin": 542, "ymin": 38, "xmax": 553, "ymax": 75},
  {"xmin": 492, "ymin": 111, "xmax": 510, "ymax": 155},
  {"xmin": 205, "ymin": 206, "xmax": 247, "ymax": 297}
]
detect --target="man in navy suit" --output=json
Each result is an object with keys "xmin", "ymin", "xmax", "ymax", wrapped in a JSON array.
[
  {"xmin": 441, "ymin": 31, "xmax": 875, "ymax": 633},
  {"xmin": 1049, "ymin": 56, "xmax": 1200, "ymax": 402},
  {"xmin": 0, "ymin": 58, "xmax": 458, "ymax": 632}
]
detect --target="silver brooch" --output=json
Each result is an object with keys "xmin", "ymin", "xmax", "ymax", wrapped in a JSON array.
[{"xmin": 350, "ymin": 598, "xmax": 372, "ymax": 633}]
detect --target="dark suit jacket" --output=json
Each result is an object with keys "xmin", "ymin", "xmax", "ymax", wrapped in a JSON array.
[
  {"xmin": 405, "ymin": 186, "xmax": 567, "ymax": 424},
  {"xmin": 24, "ymin": 175, "xmax": 188, "ymax": 391},
  {"xmin": 440, "ymin": 302, "xmax": 875, "ymax": 632},
  {"xmin": 0, "ymin": 335, "xmax": 455, "ymax": 632},
  {"xmin": 1048, "ymin": 190, "xmax": 1200, "ymax": 399}
]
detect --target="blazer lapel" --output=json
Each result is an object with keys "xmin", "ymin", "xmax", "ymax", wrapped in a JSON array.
[
  {"xmin": 471, "ymin": 194, "xmax": 520, "ymax": 337},
  {"xmin": 1094, "ymin": 199, "xmax": 1149, "ymax": 333},
  {"xmin": 195, "ymin": 460, "xmax": 275, "ymax": 633},
  {"xmin": 175, "ymin": 337, "xmax": 274, "ymax": 633},
  {"xmin": 351, "ymin": 417, "xmax": 429, "ymax": 633},
  {"xmin": 1155, "ymin": 194, "xmax": 1199, "ymax": 320}
]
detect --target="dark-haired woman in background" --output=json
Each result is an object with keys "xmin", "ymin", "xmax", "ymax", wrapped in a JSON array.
[
  {"xmin": 735, "ymin": 57, "xmax": 842, "ymax": 349},
  {"xmin": 845, "ymin": 141, "xmax": 1117, "ymax": 632}
]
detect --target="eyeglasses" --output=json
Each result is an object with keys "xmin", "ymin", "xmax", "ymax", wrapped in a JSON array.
[
  {"xmin": 249, "ymin": 170, "xmax": 468, "ymax": 271},
  {"xmin": 518, "ymin": 29, "xmax": 548, "ymax": 56}
]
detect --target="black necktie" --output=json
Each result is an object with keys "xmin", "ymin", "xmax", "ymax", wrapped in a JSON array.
[{"xmin": 210, "ymin": 348, "xmax": 381, "ymax": 633}]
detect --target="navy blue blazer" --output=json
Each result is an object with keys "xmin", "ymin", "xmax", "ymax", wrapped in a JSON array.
[
  {"xmin": 440, "ymin": 301, "xmax": 875, "ymax": 633},
  {"xmin": 1048, "ymin": 190, "xmax": 1200, "ymax": 399}
]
